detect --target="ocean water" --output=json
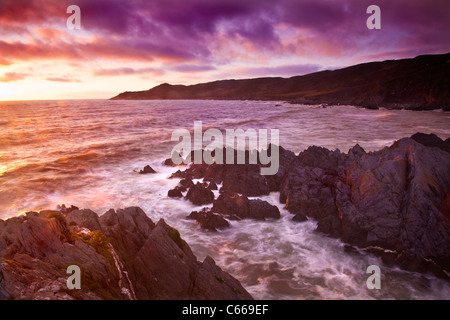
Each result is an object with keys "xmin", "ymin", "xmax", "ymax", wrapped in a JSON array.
[{"xmin": 1, "ymin": 99, "xmax": 449, "ymax": 299}]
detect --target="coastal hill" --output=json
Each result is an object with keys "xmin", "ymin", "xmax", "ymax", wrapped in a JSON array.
[{"xmin": 111, "ymin": 53, "xmax": 450, "ymax": 111}]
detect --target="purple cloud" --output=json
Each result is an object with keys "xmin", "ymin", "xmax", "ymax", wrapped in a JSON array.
[
  {"xmin": 0, "ymin": 0, "xmax": 448, "ymax": 68},
  {"xmin": 170, "ymin": 64, "xmax": 217, "ymax": 72}
]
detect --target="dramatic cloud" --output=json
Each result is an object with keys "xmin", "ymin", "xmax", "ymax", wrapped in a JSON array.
[
  {"xmin": 1, "ymin": 0, "xmax": 448, "ymax": 65},
  {"xmin": 0, "ymin": 0, "xmax": 448, "ymax": 99},
  {"xmin": 170, "ymin": 64, "xmax": 217, "ymax": 73}
]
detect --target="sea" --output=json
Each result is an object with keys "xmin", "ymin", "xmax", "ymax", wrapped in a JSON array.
[{"xmin": 1, "ymin": 99, "xmax": 449, "ymax": 299}]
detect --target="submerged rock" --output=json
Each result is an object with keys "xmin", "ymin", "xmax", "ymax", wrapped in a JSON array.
[
  {"xmin": 0, "ymin": 207, "xmax": 252, "ymax": 300},
  {"xmin": 168, "ymin": 187, "xmax": 183, "ymax": 198},
  {"xmin": 138, "ymin": 165, "xmax": 156, "ymax": 174},
  {"xmin": 212, "ymin": 192, "xmax": 280, "ymax": 221},
  {"xmin": 292, "ymin": 213, "xmax": 308, "ymax": 223},
  {"xmin": 163, "ymin": 158, "xmax": 177, "ymax": 167},
  {"xmin": 186, "ymin": 208, "xmax": 230, "ymax": 232}
]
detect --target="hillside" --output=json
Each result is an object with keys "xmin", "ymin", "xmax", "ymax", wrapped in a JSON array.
[{"xmin": 111, "ymin": 53, "xmax": 450, "ymax": 110}]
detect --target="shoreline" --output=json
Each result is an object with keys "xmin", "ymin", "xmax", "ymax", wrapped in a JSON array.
[
  {"xmin": 109, "ymin": 97, "xmax": 450, "ymax": 112},
  {"xmin": 110, "ymin": 53, "xmax": 450, "ymax": 112},
  {"xmin": 162, "ymin": 132, "xmax": 450, "ymax": 280},
  {"xmin": 1, "ymin": 132, "xmax": 450, "ymax": 299}
]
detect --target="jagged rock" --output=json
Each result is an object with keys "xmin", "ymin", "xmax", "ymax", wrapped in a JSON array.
[
  {"xmin": 185, "ymin": 183, "xmax": 215, "ymax": 205},
  {"xmin": 348, "ymin": 144, "xmax": 366, "ymax": 158},
  {"xmin": 221, "ymin": 163, "xmax": 271, "ymax": 196},
  {"xmin": 211, "ymin": 192, "xmax": 247, "ymax": 220},
  {"xmin": 207, "ymin": 181, "xmax": 218, "ymax": 190},
  {"xmin": 247, "ymin": 199, "xmax": 281, "ymax": 220},
  {"xmin": 279, "ymin": 136, "xmax": 450, "ymax": 278},
  {"xmin": 168, "ymin": 187, "xmax": 183, "ymax": 198},
  {"xmin": 280, "ymin": 163, "xmax": 338, "ymax": 222},
  {"xmin": 164, "ymin": 158, "xmax": 176, "ymax": 166},
  {"xmin": 0, "ymin": 210, "xmax": 119, "ymax": 300},
  {"xmin": 56, "ymin": 204, "xmax": 79, "ymax": 214},
  {"xmin": 0, "ymin": 207, "xmax": 252, "ymax": 300},
  {"xmin": 180, "ymin": 178, "xmax": 194, "ymax": 189},
  {"xmin": 167, "ymin": 134, "xmax": 450, "ymax": 278},
  {"xmin": 163, "ymin": 152, "xmax": 182, "ymax": 166},
  {"xmin": 411, "ymin": 132, "xmax": 450, "ymax": 153},
  {"xmin": 169, "ymin": 169, "xmax": 185, "ymax": 179},
  {"xmin": 186, "ymin": 208, "xmax": 230, "ymax": 231},
  {"xmin": 169, "ymin": 146, "xmax": 295, "ymax": 196},
  {"xmin": 152, "ymin": 134, "xmax": 450, "ymax": 279},
  {"xmin": 264, "ymin": 145, "xmax": 296, "ymax": 192},
  {"xmin": 292, "ymin": 213, "xmax": 308, "ymax": 222},
  {"xmin": 212, "ymin": 192, "xmax": 280, "ymax": 221},
  {"xmin": 138, "ymin": 165, "xmax": 156, "ymax": 174},
  {"xmin": 66, "ymin": 209, "xmax": 102, "ymax": 231},
  {"xmin": 315, "ymin": 214, "xmax": 341, "ymax": 237},
  {"xmin": 339, "ymin": 138, "xmax": 450, "ymax": 256}
]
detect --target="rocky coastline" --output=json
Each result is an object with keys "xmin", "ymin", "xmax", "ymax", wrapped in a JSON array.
[
  {"xmin": 1, "ymin": 132, "xmax": 449, "ymax": 300},
  {"xmin": 0, "ymin": 206, "xmax": 253, "ymax": 300},
  {"xmin": 167, "ymin": 133, "xmax": 450, "ymax": 279}
]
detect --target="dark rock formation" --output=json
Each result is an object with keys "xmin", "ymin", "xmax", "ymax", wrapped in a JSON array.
[
  {"xmin": 281, "ymin": 136, "xmax": 450, "ymax": 278},
  {"xmin": 186, "ymin": 208, "xmax": 230, "ymax": 232},
  {"xmin": 180, "ymin": 178, "xmax": 194, "ymax": 189},
  {"xmin": 411, "ymin": 132, "xmax": 450, "ymax": 153},
  {"xmin": 207, "ymin": 181, "xmax": 218, "ymax": 190},
  {"xmin": 163, "ymin": 158, "xmax": 176, "ymax": 166},
  {"xmin": 138, "ymin": 165, "xmax": 156, "ymax": 174},
  {"xmin": 292, "ymin": 213, "xmax": 308, "ymax": 223},
  {"xmin": 247, "ymin": 199, "xmax": 281, "ymax": 220},
  {"xmin": 0, "ymin": 207, "xmax": 252, "ymax": 300},
  {"xmin": 163, "ymin": 152, "xmax": 185, "ymax": 167},
  {"xmin": 211, "ymin": 192, "xmax": 280, "ymax": 221},
  {"xmin": 170, "ymin": 146, "xmax": 295, "ymax": 197},
  {"xmin": 168, "ymin": 187, "xmax": 183, "ymax": 198},
  {"xmin": 185, "ymin": 183, "xmax": 215, "ymax": 205},
  {"xmin": 168, "ymin": 133, "xmax": 450, "ymax": 278}
]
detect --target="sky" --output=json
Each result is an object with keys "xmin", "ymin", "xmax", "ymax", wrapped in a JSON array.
[{"xmin": 0, "ymin": 0, "xmax": 449, "ymax": 101}]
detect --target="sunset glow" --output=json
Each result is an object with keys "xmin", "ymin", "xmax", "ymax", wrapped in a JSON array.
[{"xmin": 0, "ymin": 0, "xmax": 449, "ymax": 100}]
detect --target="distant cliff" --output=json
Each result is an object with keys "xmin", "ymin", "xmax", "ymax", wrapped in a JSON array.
[{"xmin": 111, "ymin": 53, "xmax": 450, "ymax": 111}]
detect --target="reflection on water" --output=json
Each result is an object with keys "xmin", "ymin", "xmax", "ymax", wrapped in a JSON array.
[{"xmin": 0, "ymin": 100, "xmax": 449, "ymax": 299}]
